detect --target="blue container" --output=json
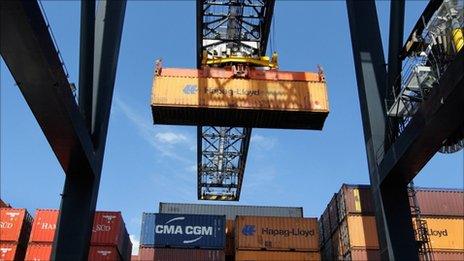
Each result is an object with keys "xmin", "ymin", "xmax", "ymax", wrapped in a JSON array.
[
  {"xmin": 140, "ymin": 212, "xmax": 156, "ymax": 247},
  {"xmin": 153, "ymin": 213, "xmax": 225, "ymax": 249}
]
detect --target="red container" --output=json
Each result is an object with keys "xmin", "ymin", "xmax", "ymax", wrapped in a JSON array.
[
  {"xmin": 337, "ymin": 184, "xmax": 375, "ymax": 221},
  {"xmin": 25, "ymin": 243, "xmax": 52, "ymax": 261},
  {"xmin": 131, "ymin": 255, "xmax": 139, "ymax": 260},
  {"xmin": 429, "ymin": 251, "xmax": 464, "ymax": 261},
  {"xmin": 139, "ymin": 247, "xmax": 154, "ymax": 261},
  {"xmin": 153, "ymin": 248, "xmax": 225, "ymax": 261},
  {"xmin": 346, "ymin": 249, "xmax": 380, "ymax": 260},
  {"xmin": 415, "ymin": 188, "xmax": 464, "ymax": 216},
  {"xmin": 0, "ymin": 242, "xmax": 24, "ymax": 261},
  {"xmin": 29, "ymin": 209, "xmax": 58, "ymax": 243},
  {"xmin": 0, "ymin": 208, "xmax": 32, "ymax": 243},
  {"xmin": 89, "ymin": 245, "xmax": 121, "ymax": 261},
  {"xmin": 91, "ymin": 212, "xmax": 124, "ymax": 246}
]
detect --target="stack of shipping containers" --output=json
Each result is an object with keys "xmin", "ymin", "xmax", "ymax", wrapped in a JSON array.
[
  {"xmin": 319, "ymin": 185, "xmax": 464, "ymax": 261},
  {"xmin": 24, "ymin": 209, "xmax": 132, "ymax": 260},
  {"xmin": 0, "ymin": 206, "xmax": 33, "ymax": 260},
  {"xmin": 138, "ymin": 213, "xmax": 156, "ymax": 260},
  {"xmin": 412, "ymin": 188, "xmax": 464, "ymax": 260},
  {"xmin": 319, "ymin": 185, "xmax": 379, "ymax": 260},
  {"xmin": 159, "ymin": 202, "xmax": 308, "ymax": 260}
]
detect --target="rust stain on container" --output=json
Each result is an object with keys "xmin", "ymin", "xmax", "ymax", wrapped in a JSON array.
[
  {"xmin": 29, "ymin": 209, "xmax": 58, "ymax": 243},
  {"xmin": 151, "ymin": 67, "xmax": 329, "ymax": 130},
  {"xmin": 153, "ymin": 248, "xmax": 225, "ymax": 261},
  {"xmin": 235, "ymin": 250, "xmax": 320, "ymax": 261},
  {"xmin": 88, "ymin": 245, "xmax": 121, "ymax": 261},
  {"xmin": 25, "ymin": 243, "xmax": 52, "ymax": 261},
  {"xmin": 417, "ymin": 217, "xmax": 464, "ymax": 251},
  {"xmin": 235, "ymin": 216, "xmax": 319, "ymax": 251}
]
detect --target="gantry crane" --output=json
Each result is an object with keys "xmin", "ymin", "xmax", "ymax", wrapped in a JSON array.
[{"xmin": 195, "ymin": 0, "xmax": 276, "ymax": 200}]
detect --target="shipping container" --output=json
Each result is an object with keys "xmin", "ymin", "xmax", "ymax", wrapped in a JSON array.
[
  {"xmin": 29, "ymin": 209, "xmax": 58, "ymax": 243},
  {"xmin": 339, "ymin": 215, "xmax": 379, "ymax": 256},
  {"xmin": 331, "ymin": 228, "xmax": 343, "ymax": 260},
  {"xmin": 131, "ymin": 255, "xmax": 139, "ymax": 261},
  {"xmin": 321, "ymin": 241, "xmax": 333, "ymax": 261},
  {"xmin": 159, "ymin": 203, "xmax": 303, "ymax": 219},
  {"xmin": 153, "ymin": 213, "xmax": 225, "ymax": 249},
  {"xmin": 0, "ymin": 208, "xmax": 33, "ymax": 245},
  {"xmin": 235, "ymin": 250, "xmax": 320, "ymax": 261},
  {"xmin": 151, "ymin": 67, "xmax": 329, "ymax": 130},
  {"xmin": 140, "ymin": 213, "xmax": 155, "ymax": 247},
  {"xmin": 91, "ymin": 211, "xmax": 124, "ymax": 246},
  {"xmin": 120, "ymin": 226, "xmax": 132, "ymax": 261},
  {"xmin": 139, "ymin": 247, "xmax": 154, "ymax": 261},
  {"xmin": 415, "ymin": 188, "xmax": 464, "ymax": 217},
  {"xmin": 417, "ymin": 216, "xmax": 464, "ymax": 251},
  {"xmin": 337, "ymin": 184, "xmax": 375, "ymax": 222},
  {"xmin": 328, "ymin": 194, "xmax": 339, "ymax": 234},
  {"xmin": 25, "ymin": 243, "xmax": 52, "ymax": 261},
  {"xmin": 0, "ymin": 242, "xmax": 25, "ymax": 261},
  {"xmin": 320, "ymin": 208, "xmax": 331, "ymax": 244},
  {"xmin": 0, "ymin": 200, "xmax": 10, "ymax": 208},
  {"xmin": 153, "ymin": 248, "xmax": 225, "ymax": 261},
  {"xmin": 343, "ymin": 249, "xmax": 380, "ymax": 261},
  {"xmin": 235, "ymin": 216, "xmax": 319, "ymax": 251},
  {"xmin": 89, "ymin": 245, "xmax": 121, "ymax": 261},
  {"xmin": 429, "ymin": 251, "xmax": 464, "ymax": 261},
  {"xmin": 225, "ymin": 220, "xmax": 235, "ymax": 256}
]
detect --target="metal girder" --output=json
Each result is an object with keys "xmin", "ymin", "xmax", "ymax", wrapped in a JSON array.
[
  {"xmin": 346, "ymin": 1, "xmax": 418, "ymax": 260},
  {"xmin": 54, "ymin": 1, "xmax": 126, "ymax": 259},
  {"xmin": 1, "ymin": 0, "xmax": 126, "ymax": 259}
]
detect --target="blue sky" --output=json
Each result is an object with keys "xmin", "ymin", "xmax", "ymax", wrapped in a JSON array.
[{"xmin": 1, "ymin": 1, "xmax": 463, "ymax": 254}]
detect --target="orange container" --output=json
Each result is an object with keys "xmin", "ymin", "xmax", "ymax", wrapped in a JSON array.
[
  {"xmin": 340, "ymin": 215, "xmax": 379, "ymax": 254},
  {"xmin": 235, "ymin": 250, "xmax": 320, "ymax": 261},
  {"xmin": 346, "ymin": 249, "xmax": 380, "ymax": 260},
  {"xmin": 0, "ymin": 242, "xmax": 21, "ymax": 261},
  {"xmin": 417, "ymin": 217, "xmax": 464, "ymax": 251},
  {"xmin": 88, "ymin": 245, "xmax": 121, "ymax": 261},
  {"xmin": 235, "ymin": 216, "xmax": 319, "ymax": 251},
  {"xmin": 151, "ymin": 67, "xmax": 329, "ymax": 130},
  {"xmin": 29, "ymin": 209, "xmax": 58, "ymax": 243},
  {"xmin": 25, "ymin": 243, "xmax": 52, "ymax": 261},
  {"xmin": 0, "ymin": 208, "xmax": 32, "ymax": 243}
]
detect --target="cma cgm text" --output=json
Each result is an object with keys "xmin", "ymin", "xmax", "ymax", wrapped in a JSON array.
[{"xmin": 155, "ymin": 225, "xmax": 213, "ymax": 235}]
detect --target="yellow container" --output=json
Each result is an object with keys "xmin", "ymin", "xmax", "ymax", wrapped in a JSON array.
[
  {"xmin": 452, "ymin": 28, "xmax": 463, "ymax": 52},
  {"xmin": 340, "ymin": 215, "xmax": 379, "ymax": 253},
  {"xmin": 235, "ymin": 250, "xmax": 320, "ymax": 261},
  {"xmin": 418, "ymin": 217, "xmax": 464, "ymax": 251}
]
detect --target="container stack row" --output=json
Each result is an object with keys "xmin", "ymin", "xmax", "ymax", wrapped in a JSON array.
[
  {"xmin": 319, "ymin": 184, "xmax": 464, "ymax": 261},
  {"xmin": 0, "ymin": 207, "xmax": 33, "ymax": 260}
]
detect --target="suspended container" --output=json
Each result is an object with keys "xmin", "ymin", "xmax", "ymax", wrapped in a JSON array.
[
  {"xmin": 159, "ymin": 202, "xmax": 303, "ymax": 220},
  {"xmin": 151, "ymin": 67, "xmax": 329, "ymax": 130}
]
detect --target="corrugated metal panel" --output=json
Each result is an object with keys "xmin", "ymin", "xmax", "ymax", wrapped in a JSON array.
[
  {"xmin": 153, "ymin": 213, "xmax": 225, "ymax": 249},
  {"xmin": 344, "ymin": 249, "xmax": 380, "ymax": 261},
  {"xmin": 25, "ymin": 243, "xmax": 52, "ymax": 261},
  {"xmin": 151, "ymin": 72, "xmax": 329, "ymax": 130},
  {"xmin": 0, "ymin": 208, "xmax": 32, "ymax": 244},
  {"xmin": 140, "ymin": 213, "xmax": 155, "ymax": 247},
  {"xmin": 225, "ymin": 220, "xmax": 235, "ymax": 256},
  {"xmin": 235, "ymin": 250, "xmax": 320, "ymax": 261},
  {"xmin": 91, "ymin": 212, "xmax": 124, "ymax": 246},
  {"xmin": 159, "ymin": 203, "xmax": 303, "ymax": 220},
  {"xmin": 138, "ymin": 247, "xmax": 154, "ymax": 261},
  {"xmin": 337, "ymin": 184, "xmax": 375, "ymax": 221},
  {"xmin": 340, "ymin": 215, "xmax": 379, "ymax": 255},
  {"xmin": 88, "ymin": 245, "xmax": 121, "ymax": 261},
  {"xmin": 0, "ymin": 242, "xmax": 22, "ymax": 261},
  {"xmin": 415, "ymin": 188, "xmax": 464, "ymax": 216},
  {"xmin": 29, "ymin": 209, "xmax": 58, "ymax": 243},
  {"xmin": 328, "ymin": 195, "xmax": 339, "ymax": 234},
  {"xmin": 235, "ymin": 216, "xmax": 319, "ymax": 251},
  {"xmin": 321, "ymin": 240, "xmax": 333, "ymax": 261},
  {"xmin": 331, "ymin": 228, "xmax": 343, "ymax": 260},
  {"xmin": 321, "ymin": 208, "xmax": 331, "ymax": 244},
  {"xmin": 429, "ymin": 251, "xmax": 464, "ymax": 261},
  {"xmin": 131, "ymin": 255, "xmax": 138, "ymax": 261},
  {"xmin": 153, "ymin": 248, "xmax": 225, "ymax": 261},
  {"xmin": 420, "ymin": 216, "xmax": 464, "ymax": 251}
]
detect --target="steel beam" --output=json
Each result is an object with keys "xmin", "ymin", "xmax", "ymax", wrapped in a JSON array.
[
  {"xmin": 78, "ymin": 0, "xmax": 96, "ymax": 131},
  {"xmin": 54, "ymin": 1, "xmax": 126, "ymax": 259},
  {"xmin": 387, "ymin": 0, "xmax": 405, "ymax": 100},
  {"xmin": 346, "ymin": 1, "xmax": 418, "ymax": 260}
]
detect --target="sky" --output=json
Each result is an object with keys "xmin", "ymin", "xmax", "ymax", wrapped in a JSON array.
[{"xmin": 1, "ymin": 0, "xmax": 463, "ymax": 255}]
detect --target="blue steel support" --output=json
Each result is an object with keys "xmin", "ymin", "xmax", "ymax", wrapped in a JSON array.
[{"xmin": 346, "ymin": 1, "xmax": 418, "ymax": 260}]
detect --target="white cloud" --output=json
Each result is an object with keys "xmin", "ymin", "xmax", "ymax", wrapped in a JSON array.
[
  {"xmin": 129, "ymin": 234, "xmax": 140, "ymax": 255},
  {"xmin": 155, "ymin": 132, "xmax": 187, "ymax": 144},
  {"xmin": 251, "ymin": 134, "xmax": 277, "ymax": 150}
]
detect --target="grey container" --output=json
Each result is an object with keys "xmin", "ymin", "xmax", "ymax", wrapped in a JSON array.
[{"xmin": 159, "ymin": 203, "xmax": 303, "ymax": 220}]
